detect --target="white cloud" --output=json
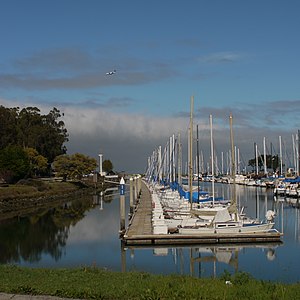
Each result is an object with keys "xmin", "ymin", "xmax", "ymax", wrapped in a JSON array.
[
  {"xmin": 1, "ymin": 97, "xmax": 299, "ymax": 173},
  {"xmin": 199, "ymin": 52, "xmax": 242, "ymax": 63},
  {"xmin": 64, "ymin": 106, "xmax": 188, "ymax": 140}
]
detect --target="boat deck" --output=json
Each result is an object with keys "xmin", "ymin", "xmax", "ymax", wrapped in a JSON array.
[{"xmin": 121, "ymin": 181, "xmax": 283, "ymax": 246}]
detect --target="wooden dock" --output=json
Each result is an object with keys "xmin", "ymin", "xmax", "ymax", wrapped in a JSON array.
[
  {"xmin": 121, "ymin": 181, "xmax": 283, "ymax": 246},
  {"xmin": 125, "ymin": 180, "xmax": 153, "ymax": 236}
]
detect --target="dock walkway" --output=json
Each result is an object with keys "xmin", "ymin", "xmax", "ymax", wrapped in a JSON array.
[
  {"xmin": 122, "ymin": 180, "xmax": 283, "ymax": 246},
  {"xmin": 125, "ymin": 180, "xmax": 152, "ymax": 236}
]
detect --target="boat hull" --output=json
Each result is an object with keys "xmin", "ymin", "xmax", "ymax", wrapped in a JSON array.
[{"xmin": 178, "ymin": 222, "xmax": 275, "ymax": 235}]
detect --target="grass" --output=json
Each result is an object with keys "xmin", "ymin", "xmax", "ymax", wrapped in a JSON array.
[
  {"xmin": 0, "ymin": 265, "xmax": 299, "ymax": 299},
  {"xmin": 0, "ymin": 180, "xmax": 80, "ymax": 200},
  {"xmin": 0, "ymin": 179, "xmax": 96, "ymax": 220}
]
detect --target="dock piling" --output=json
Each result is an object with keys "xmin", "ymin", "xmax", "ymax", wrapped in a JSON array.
[
  {"xmin": 137, "ymin": 175, "xmax": 141, "ymax": 198},
  {"xmin": 129, "ymin": 177, "xmax": 134, "ymax": 215},
  {"xmin": 134, "ymin": 176, "xmax": 138, "ymax": 202},
  {"xmin": 119, "ymin": 177, "xmax": 126, "ymax": 234}
]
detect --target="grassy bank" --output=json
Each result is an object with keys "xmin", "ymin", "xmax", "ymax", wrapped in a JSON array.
[
  {"xmin": 0, "ymin": 265, "xmax": 299, "ymax": 299},
  {"xmin": 0, "ymin": 178, "xmax": 97, "ymax": 200},
  {"xmin": 0, "ymin": 179, "xmax": 98, "ymax": 220},
  {"xmin": 0, "ymin": 181, "xmax": 79, "ymax": 199}
]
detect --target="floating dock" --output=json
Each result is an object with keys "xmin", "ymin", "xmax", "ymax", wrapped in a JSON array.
[{"xmin": 121, "ymin": 181, "xmax": 283, "ymax": 246}]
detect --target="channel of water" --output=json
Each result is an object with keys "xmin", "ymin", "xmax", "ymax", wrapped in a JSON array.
[{"xmin": 0, "ymin": 182, "xmax": 299, "ymax": 283}]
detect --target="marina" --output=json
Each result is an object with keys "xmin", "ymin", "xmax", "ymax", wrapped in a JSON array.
[
  {"xmin": 121, "ymin": 99, "xmax": 283, "ymax": 247},
  {"xmin": 121, "ymin": 180, "xmax": 282, "ymax": 246},
  {"xmin": 121, "ymin": 181, "xmax": 297, "ymax": 282}
]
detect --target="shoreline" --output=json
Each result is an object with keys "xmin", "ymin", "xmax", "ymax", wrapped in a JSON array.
[{"xmin": 0, "ymin": 179, "xmax": 104, "ymax": 221}]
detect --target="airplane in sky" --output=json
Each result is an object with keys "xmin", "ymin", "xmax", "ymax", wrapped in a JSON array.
[{"xmin": 106, "ymin": 69, "xmax": 116, "ymax": 75}]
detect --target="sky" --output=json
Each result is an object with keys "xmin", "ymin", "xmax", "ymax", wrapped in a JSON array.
[{"xmin": 1, "ymin": 0, "xmax": 300, "ymax": 173}]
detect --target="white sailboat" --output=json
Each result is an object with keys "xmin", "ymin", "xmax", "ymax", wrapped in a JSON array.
[
  {"xmin": 178, "ymin": 208, "xmax": 275, "ymax": 234},
  {"xmin": 164, "ymin": 112, "xmax": 226, "ymax": 230},
  {"xmin": 152, "ymin": 97, "xmax": 229, "ymax": 232},
  {"xmin": 179, "ymin": 114, "xmax": 277, "ymax": 235}
]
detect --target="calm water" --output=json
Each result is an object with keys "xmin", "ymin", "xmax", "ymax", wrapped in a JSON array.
[{"xmin": 0, "ymin": 183, "xmax": 299, "ymax": 283}]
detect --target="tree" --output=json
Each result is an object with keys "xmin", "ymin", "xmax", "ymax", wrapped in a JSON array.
[
  {"xmin": 37, "ymin": 107, "xmax": 68, "ymax": 162},
  {"xmin": 268, "ymin": 154, "xmax": 281, "ymax": 172},
  {"xmin": 0, "ymin": 105, "xmax": 68, "ymax": 164},
  {"xmin": 248, "ymin": 154, "xmax": 281, "ymax": 173},
  {"xmin": 53, "ymin": 153, "xmax": 97, "ymax": 180},
  {"xmin": 248, "ymin": 157, "xmax": 263, "ymax": 171},
  {"xmin": 52, "ymin": 155, "xmax": 71, "ymax": 181},
  {"xmin": 17, "ymin": 107, "xmax": 43, "ymax": 149},
  {"xmin": 0, "ymin": 106, "xmax": 19, "ymax": 147},
  {"xmin": 102, "ymin": 159, "xmax": 113, "ymax": 173},
  {"xmin": 24, "ymin": 148, "xmax": 48, "ymax": 177},
  {"xmin": 69, "ymin": 153, "xmax": 97, "ymax": 179},
  {"xmin": 0, "ymin": 145, "xmax": 30, "ymax": 183}
]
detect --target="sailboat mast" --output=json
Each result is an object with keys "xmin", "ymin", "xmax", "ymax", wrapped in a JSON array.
[
  {"xmin": 177, "ymin": 133, "xmax": 182, "ymax": 186},
  {"xmin": 158, "ymin": 146, "xmax": 162, "ymax": 182},
  {"xmin": 255, "ymin": 143, "xmax": 259, "ymax": 176},
  {"xmin": 298, "ymin": 130, "xmax": 300, "ymax": 176},
  {"xmin": 263, "ymin": 137, "xmax": 267, "ymax": 175},
  {"xmin": 196, "ymin": 124, "xmax": 200, "ymax": 203},
  {"xmin": 210, "ymin": 114, "xmax": 215, "ymax": 206},
  {"xmin": 230, "ymin": 114, "xmax": 237, "ymax": 221},
  {"xmin": 189, "ymin": 96, "xmax": 194, "ymax": 210},
  {"xmin": 279, "ymin": 135, "xmax": 283, "ymax": 176}
]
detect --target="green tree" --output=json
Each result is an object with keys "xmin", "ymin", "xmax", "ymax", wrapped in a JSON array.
[
  {"xmin": 0, "ymin": 106, "xmax": 19, "ymax": 147},
  {"xmin": 248, "ymin": 157, "xmax": 263, "ymax": 171},
  {"xmin": 267, "ymin": 154, "xmax": 280, "ymax": 172},
  {"xmin": 0, "ymin": 105, "xmax": 68, "ymax": 164},
  {"xmin": 37, "ymin": 107, "xmax": 68, "ymax": 162},
  {"xmin": 53, "ymin": 153, "xmax": 97, "ymax": 180},
  {"xmin": 0, "ymin": 145, "xmax": 30, "ymax": 183},
  {"xmin": 248, "ymin": 154, "xmax": 281, "ymax": 172},
  {"xmin": 52, "ymin": 155, "xmax": 71, "ymax": 181},
  {"xmin": 17, "ymin": 107, "xmax": 43, "ymax": 149},
  {"xmin": 102, "ymin": 159, "xmax": 113, "ymax": 173},
  {"xmin": 24, "ymin": 148, "xmax": 48, "ymax": 177}
]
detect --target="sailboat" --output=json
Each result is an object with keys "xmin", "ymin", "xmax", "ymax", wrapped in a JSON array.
[
  {"xmin": 178, "ymin": 114, "xmax": 277, "ymax": 235},
  {"xmin": 152, "ymin": 97, "xmax": 229, "ymax": 232},
  {"xmin": 163, "ymin": 105, "xmax": 229, "ymax": 231}
]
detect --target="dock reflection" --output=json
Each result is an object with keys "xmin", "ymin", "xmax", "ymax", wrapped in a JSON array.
[
  {"xmin": 92, "ymin": 186, "xmax": 119, "ymax": 210},
  {"xmin": 121, "ymin": 242, "xmax": 281, "ymax": 278}
]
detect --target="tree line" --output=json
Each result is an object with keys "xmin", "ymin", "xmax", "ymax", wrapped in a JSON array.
[
  {"xmin": 0, "ymin": 106, "xmax": 68, "ymax": 162},
  {"xmin": 0, "ymin": 105, "xmax": 113, "ymax": 183},
  {"xmin": 248, "ymin": 154, "xmax": 281, "ymax": 174}
]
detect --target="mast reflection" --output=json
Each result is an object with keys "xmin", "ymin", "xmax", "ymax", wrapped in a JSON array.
[{"xmin": 121, "ymin": 242, "xmax": 281, "ymax": 278}]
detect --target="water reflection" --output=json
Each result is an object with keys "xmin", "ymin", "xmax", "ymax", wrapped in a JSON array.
[
  {"xmin": 277, "ymin": 198, "xmax": 300, "ymax": 243},
  {"xmin": 0, "ymin": 190, "xmax": 115, "ymax": 264},
  {"xmin": 0, "ymin": 195, "xmax": 92, "ymax": 263},
  {"xmin": 0, "ymin": 211, "xmax": 69, "ymax": 263},
  {"xmin": 1, "ymin": 182, "xmax": 300, "ymax": 282},
  {"xmin": 190, "ymin": 243, "xmax": 280, "ymax": 277},
  {"xmin": 121, "ymin": 242, "xmax": 281, "ymax": 278}
]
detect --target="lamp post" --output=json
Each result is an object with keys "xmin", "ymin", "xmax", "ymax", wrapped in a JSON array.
[{"xmin": 98, "ymin": 153, "xmax": 103, "ymax": 176}]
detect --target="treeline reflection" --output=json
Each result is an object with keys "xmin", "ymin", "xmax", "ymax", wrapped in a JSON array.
[{"xmin": 0, "ymin": 193, "xmax": 108, "ymax": 263}]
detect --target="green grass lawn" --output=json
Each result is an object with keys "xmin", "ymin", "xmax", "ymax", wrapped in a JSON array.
[{"xmin": 0, "ymin": 265, "xmax": 299, "ymax": 299}]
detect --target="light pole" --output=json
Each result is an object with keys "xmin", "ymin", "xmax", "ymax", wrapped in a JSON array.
[{"xmin": 98, "ymin": 153, "xmax": 103, "ymax": 176}]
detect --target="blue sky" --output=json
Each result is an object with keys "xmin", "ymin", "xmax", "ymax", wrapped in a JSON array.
[{"xmin": 1, "ymin": 0, "xmax": 300, "ymax": 172}]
